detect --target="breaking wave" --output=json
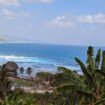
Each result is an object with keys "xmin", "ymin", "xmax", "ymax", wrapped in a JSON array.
[{"xmin": 0, "ymin": 55, "xmax": 57, "ymax": 65}]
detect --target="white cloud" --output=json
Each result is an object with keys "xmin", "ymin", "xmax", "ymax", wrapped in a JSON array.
[
  {"xmin": 47, "ymin": 13, "xmax": 105, "ymax": 29},
  {"xmin": 2, "ymin": 9, "xmax": 15, "ymax": 19},
  {"xmin": 23, "ymin": 0, "xmax": 54, "ymax": 3},
  {"xmin": 0, "ymin": 0, "xmax": 53, "ymax": 7},
  {"xmin": 0, "ymin": 0, "xmax": 20, "ymax": 6},
  {"xmin": 47, "ymin": 16, "xmax": 75, "ymax": 28},
  {"xmin": 78, "ymin": 13, "xmax": 105, "ymax": 24},
  {"xmin": 2, "ymin": 9, "xmax": 30, "ymax": 19}
]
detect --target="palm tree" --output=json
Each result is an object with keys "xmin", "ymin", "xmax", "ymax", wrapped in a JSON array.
[
  {"xmin": 56, "ymin": 46, "xmax": 105, "ymax": 105},
  {"xmin": 19, "ymin": 67, "xmax": 24, "ymax": 78},
  {"xmin": 75, "ymin": 47, "xmax": 105, "ymax": 105},
  {"xmin": 26, "ymin": 67, "xmax": 32, "ymax": 79}
]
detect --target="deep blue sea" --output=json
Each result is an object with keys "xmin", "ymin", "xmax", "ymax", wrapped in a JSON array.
[{"xmin": 0, "ymin": 43, "xmax": 104, "ymax": 76}]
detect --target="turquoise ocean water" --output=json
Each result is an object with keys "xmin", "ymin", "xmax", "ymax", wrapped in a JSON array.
[{"xmin": 0, "ymin": 43, "xmax": 104, "ymax": 76}]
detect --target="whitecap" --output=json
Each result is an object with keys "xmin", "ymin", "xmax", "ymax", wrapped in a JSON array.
[{"xmin": 0, "ymin": 55, "xmax": 58, "ymax": 66}]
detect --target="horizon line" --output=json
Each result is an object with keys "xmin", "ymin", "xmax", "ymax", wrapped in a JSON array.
[{"xmin": 0, "ymin": 42, "xmax": 105, "ymax": 47}]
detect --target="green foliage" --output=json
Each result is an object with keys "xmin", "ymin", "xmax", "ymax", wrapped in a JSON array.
[
  {"xmin": 86, "ymin": 46, "xmax": 95, "ymax": 74},
  {"xmin": 26, "ymin": 67, "xmax": 32, "ymax": 77},
  {"xmin": 75, "ymin": 57, "xmax": 96, "ymax": 90},
  {"xmin": 95, "ymin": 49, "xmax": 101, "ymax": 69},
  {"xmin": 1, "ymin": 46, "xmax": 105, "ymax": 105},
  {"xmin": 101, "ymin": 51, "xmax": 105, "ymax": 71},
  {"xmin": 36, "ymin": 72, "xmax": 53, "ymax": 78},
  {"xmin": 0, "ymin": 64, "xmax": 11, "ymax": 98},
  {"xmin": 56, "ymin": 84, "xmax": 77, "ymax": 95},
  {"xmin": 20, "ymin": 67, "xmax": 24, "ymax": 77},
  {"xmin": 51, "ymin": 66, "xmax": 82, "ymax": 89},
  {"xmin": 0, "ymin": 92, "xmax": 39, "ymax": 105},
  {"xmin": 87, "ymin": 46, "xmax": 94, "ymax": 56},
  {"xmin": 94, "ymin": 98, "xmax": 105, "ymax": 105},
  {"xmin": 55, "ymin": 46, "xmax": 105, "ymax": 105}
]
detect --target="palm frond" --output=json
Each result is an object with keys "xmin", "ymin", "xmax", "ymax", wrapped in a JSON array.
[
  {"xmin": 95, "ymin": 49, "xmax": 101, "ymax": 69},
  {"xmin": 58, "ymin": 66, "xmax": 72, "ymax": 74},
  {"xmin": 94, "ymin": 98, "xmax": 105, "ymax": 105},
  {"xmin": 95, "ymin": 70, "xmax": 105, "ymax": 77},
  {"xmin": 101, "ymin": 51, "xmax": 105, "ymax": 71},
  {"xmin": 75, "ymin": 57, "xmax": 88, "ymax": 76},
  {"xmin": 75, "ymin": 57, "xmax": 96, "ymax": 89},
  {"xmin": 77, "ymin": 90, "xmax": 95, "ymax": 97},
  {"xmin": 56, "ymin": 84, "xmax": 77, "ymax": 95}
]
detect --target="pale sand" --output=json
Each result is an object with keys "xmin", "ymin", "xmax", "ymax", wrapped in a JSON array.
[{"xmin": 11, "ymin": 86, "xmax": 54, "ymax": 93}]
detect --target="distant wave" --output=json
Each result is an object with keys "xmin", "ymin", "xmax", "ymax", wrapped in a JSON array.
[{"xmin": 0, "ymin": 55, "xmax": 57, "ymax": 66}]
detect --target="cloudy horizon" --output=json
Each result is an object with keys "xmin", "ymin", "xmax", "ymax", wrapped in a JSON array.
[{"xmin": 0, "ymin": 0, "xmax": 105, "ymax": 46}]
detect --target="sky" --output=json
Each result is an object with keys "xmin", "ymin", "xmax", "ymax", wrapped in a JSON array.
[{"xmin": 0, "ymin": 0, "xmax": 105, "ymax": 46}]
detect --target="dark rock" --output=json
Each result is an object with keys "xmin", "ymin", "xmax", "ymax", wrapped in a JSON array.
[
  {"xmin": 5, "ymin": 61, "xmax": 19, "ymax": 72},
  {"xmin": 5, "ymin": 61, "xmax": 19, "ymax": 77}
]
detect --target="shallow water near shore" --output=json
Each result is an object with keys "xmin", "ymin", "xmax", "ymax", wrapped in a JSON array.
[{"xmin": 0, "ymin": 43, "xmax": 105, "ymax": 76}]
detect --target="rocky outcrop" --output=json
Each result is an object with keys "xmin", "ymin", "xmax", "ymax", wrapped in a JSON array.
[{"xmin": 5, "ymin": 61, "xmax": 19, "ymax": 77}]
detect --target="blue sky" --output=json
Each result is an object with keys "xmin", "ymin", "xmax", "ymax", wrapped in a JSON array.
[{"xmin": 0, "ymin": 0, "xmax": 105, "ymax": 46}]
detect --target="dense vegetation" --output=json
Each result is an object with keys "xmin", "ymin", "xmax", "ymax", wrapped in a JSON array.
[{"xmin": 0, "ymin": 46, "xmax": 105, "ymax": 105}]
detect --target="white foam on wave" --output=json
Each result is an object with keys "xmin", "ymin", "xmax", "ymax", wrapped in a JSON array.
[
  {"xmin": 0, "ymin": 55, "xmax": 57, "ymax": 65},
  {"xmin": 0, "ymin": 55, "xmax": 24, "ymax": 60}
]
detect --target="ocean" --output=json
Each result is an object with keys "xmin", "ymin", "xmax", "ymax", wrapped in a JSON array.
[{"xmin": 0, "ymin": 43, "xmax": 104, "ymax": 76}]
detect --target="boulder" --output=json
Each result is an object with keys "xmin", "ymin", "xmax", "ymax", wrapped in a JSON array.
[
  {"xmin": 5, "ymin": 61, "xmax": 19, "ymax": 77},
  {"xmin": 5, "ymin": 61, "xmax": 19, "ymax": 72}
]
